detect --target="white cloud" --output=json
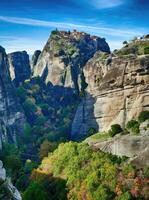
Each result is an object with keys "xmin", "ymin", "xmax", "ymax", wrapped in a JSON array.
[
  {"xmin": 0, "ymin": 16, "xmax": 143, "ymax": 38},
  {"xmin": 71, "ymin": 0, "xmax": 125, "ymax": 9},
  {"xmin": 94, "ymin": 0, "xmax": 124, "ymax": 9},
  {"xmin": 0, "ymin": 16, "xmax": 144, "ymax": 54}
]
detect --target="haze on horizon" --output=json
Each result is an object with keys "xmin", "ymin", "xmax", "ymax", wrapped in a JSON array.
[{"xmin": 0, "ymin": 0, "xmax": 148, "ymax": 54}]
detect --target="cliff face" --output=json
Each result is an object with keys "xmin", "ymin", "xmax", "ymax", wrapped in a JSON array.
[
  {"xmin": 85, "ymin": 120, "xmax": 149, "ymax": 168},
  {"xmin": 31, "ymin": 50, "xmax": 41, "ymax": 72},
  {"xmin": 33, "ymin": 30, "xmax": 110, "ymax": 91},
  {"xmin": 0, "ymin": 46, "xmax": 25, "ymax": 148},
  {"xmin": 8, "ymin": 51, "xmax": 31, "ymax": 86},
  {"xmin": 0, "ymin": 160, "xmax": 22, "ymax": 200},
  {"xmin": 71, "ymin": 53, "xmax": 149, "ymax": 138}
]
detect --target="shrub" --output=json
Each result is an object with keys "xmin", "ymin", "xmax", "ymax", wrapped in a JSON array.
[
  {"xmin": 23, "ymin": 181, "xmax": 49, "ymax": 200},
  {"xmin": 39, "ymin": 140, "xmax": 57, "ymax": 160},
  {"xmin": 87, "ymin": 127, "xmax": 97, "ymax": 136},
  {"xmin": 144, "ymin": 46, "xmax": 149, "ymax": 54},
  {"xmin": 144, "ymin": 166, "xmax": 149, "ymax": 177},
  {"xmin": 109, "ymin": 124, "xmax": 123, "ymax": 137},
  {"xmin": 23, "ymin": 98, "xmax": 37, "ymax": 113},
  {"xmin": 16, "ymin": 86, "xmax": 27, "ymax": 102},
  {"xmin": 127, "ymin": 120, "xmax": 138, "ymax": 129},
  {"xmin": 23, "ymin": 123, "xmax": 32, "ymax": 143},
  {"xmin": 35, "ymin": 116, "xmax": 46, "ymax": 126},
  {"xmin": 39, "ymin": 104, "xmax": 49, "ymax": 116},
  {"xmin": 126, "ymin": 120, "xmax": 140, "ymax": 135},
  {"xmin": 118, "ymin": 192, "xmax": 132, "ymax": 200},
  {"xmin": 138, "ymin": 111, "xmax": 149, "ymax": 123}
]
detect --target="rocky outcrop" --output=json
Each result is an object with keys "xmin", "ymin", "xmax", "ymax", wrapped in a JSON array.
[
  {"xmin": 87, "ymin": 133, "xmax": 149, "ymax": 158},
  {"xmin": 33, "ymin": 30, "xmax": 110, "ymax": 91},
  {"xmin": 31, "ymin": 50, "xmax": 41, "ymax": 72},
  {"xmin": 86, "ymin": 123, "xmax": 149, "ymax": 168},
  {"xmin": 0, "ymin": 160, "xmax": 22, "ymax": 200},
  {"xmin": 71, "ymin": 53, "xmax": 149, "ymax": 138},
  {"xmin": 8, "ymin": 51, "xmax": 31, "ymax": 86},
  {"xmin": 0, "ymin": 46, "xmax": 25, "ymax": 148}
]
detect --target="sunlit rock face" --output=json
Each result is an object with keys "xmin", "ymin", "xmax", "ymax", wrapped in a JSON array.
[
  {"xmin": 86, "ymin": 128, "xmax": 149, "ymax": 168},
  {"xmin": 71, "ymin": 53, "xmax": 149, "ymax": 138},
  {"xmin": 0, "ymin": 46, "xmax": 25, "ymax": 148},
  {"xmin": 8, "ymin": 51, "xmax": 31, "ymax": 86},
  {"xmin": 33, "ymin": 30, "xmax": 110, "ymax": 91},
  {"xmin": 0, "ymin": 160, "xmax": 22, "ymax": 200}
]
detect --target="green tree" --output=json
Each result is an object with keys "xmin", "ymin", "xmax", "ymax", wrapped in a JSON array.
[
  {"xmin": 138, "ymin": 111, "xmax": 149, "ymax": 123},
  {"xmin": 39, "ymin": 140, "xmax": 57, "ymax": 160},
  {"xmin": 118, "ymin": 192, "xmax": 132, "ymax": 200},
  {"xmin": 144, "ymin": 46, "xmax": 149, "ymax": 54},
  {"xmin": 126, "ymin": 120, "xmax": 140, "ymax": 135},
  {"xmin": 23, "ymin": 181, "xmax": 49, "ymax": 200},
  {"xmin": 16, "ymin": 86, "xmax": 27, "ymax": 102},
  {"xmin": 109, "ymin": 124, "xmax": 123, "ymax": 137},
  {"xmin": 94, "ymin": 185, "xmax": 114, "ymax": 200}
]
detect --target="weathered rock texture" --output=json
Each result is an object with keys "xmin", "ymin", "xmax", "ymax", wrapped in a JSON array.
[
  {"xmin": 8, "ymin": 51, "xmax": 31, "ymax": 86},
  {"xmin": 0, "ymin": 46, "xmax": 25, "ymax": 148},
  {"xmin": 0, "ymin": 160, "xmax": 22, "ymax": 200},
  {"xmin": 87, "ymin": 133, "xmax": 149, "ymax": 158},
  {"xmin": 71, "ymin": 54, "xmax": 149, "ymax": 138},
  {"xmin": 31, "ymin": 50, "xmax": 41, "ymax": 72},
  {"xmin": 33, "ymin": 30, "xmax": 110, "ymax": 91},
  {"xmin": 86, "ymin": 126, "xmax": 149, "ymax": 168}
]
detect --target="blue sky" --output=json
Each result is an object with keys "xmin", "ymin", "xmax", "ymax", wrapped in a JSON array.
[{"xmin": 0, "ymin": 0, "xmax": 148, "ymax": 54}]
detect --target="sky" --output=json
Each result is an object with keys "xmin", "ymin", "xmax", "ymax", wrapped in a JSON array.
[{"xmin": 0, "ymin": 0, "xmax": 149, "ymax": 54}]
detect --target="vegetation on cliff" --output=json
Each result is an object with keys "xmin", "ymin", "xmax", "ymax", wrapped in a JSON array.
[
  {"xmin": 23, "ymin": 142, "xmax": 149, "ymax": 200},
  {"xmin": 114, "ymin": 36, "xmax": 149, "ymax": 56}
]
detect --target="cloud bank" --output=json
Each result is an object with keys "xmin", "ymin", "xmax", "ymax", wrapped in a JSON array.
[{"xmin": 0, "ymin": 16, "xmax": 142, "ymax": 37}]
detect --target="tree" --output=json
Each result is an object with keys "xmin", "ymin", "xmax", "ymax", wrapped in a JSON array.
[
  {"xmin": 81, "ymin": 71, "xmax": 88, "ymax": 92},
  {"xmin": 109, "ymin": 124, "xmax": 123, "ymax": 137},
  {"xmin": 118, "ymin": 192, "xmax": 132, "ymax": 200},
  {"xmin": 94, "ymin": 185, "xmax": 114, "ymax": 200},
  {"xmin": 23, "ymin": 181, "xmax": 49, "ymax": 200},
  {"xmin": 126, "ymin": 120, "xmax": 140, "ymax": 135},
  {"xmin": 123, "ymin": 41, "xmax": 128, "ymax": 45},
  {"xmin": 87, "ymin": 127, "xmax": 97, "ymax": 136},
  {"xmin": 16, "ymin": 86, "xmax": 27, "ymax": 102},
  {"xmin": 39, "ymin": 140, "xmax": 57, "ymax": 160},
  {"xmin": 138, "ymin": 111, "xmax": 149, "ymax": 123},
  {"xmin": 23, "ymin": 123, "xmax": 32, "ymax": 143},
  {"xmin": 144, "ymin": 46, "xmax": 149, "ymax": 54}
]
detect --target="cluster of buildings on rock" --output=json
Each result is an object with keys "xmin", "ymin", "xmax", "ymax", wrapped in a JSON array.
[
  {"xmin": 54, "ymin": 29, "xmax": 101, "ymax": 41},
  {"xmin": 133, "ymin": 34, "xmax": 149, "ymax": 42}
]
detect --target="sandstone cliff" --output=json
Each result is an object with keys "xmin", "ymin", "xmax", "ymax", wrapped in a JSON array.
[
  {"xmin": 0, "ymin": 46, "xmax": 25, "ymax": 148},
  {"xmin": 85, "ymin": 120, "xmax": 149, "ymax": 168},
  {"xmin": 8, "ymin": 51, "xmax": 31, "ymax": 86},
  {"xmin": 33, "ymin": 30, "xmax": 110, "ymax": 91},
  {"xmin": 31, "ymin": 50, "xmax": 41, "ymax": 72},
  {"xmin": 71, "ymin": 52, "xmax": 149, "ymax": 138}
]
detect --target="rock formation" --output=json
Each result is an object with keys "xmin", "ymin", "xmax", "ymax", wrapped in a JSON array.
[
  {"xmin": 0, "ymin": 160, "xmax": 22, "ymax": 200},
  {"xmin": 71, "ymin": 53, "xmax": 149, "ymax": 138},
  {"xmin": 31, "ymin": 50, "xmax": 41, "ymax": 72},
  {"xmin": 33, "ymin": 30, "xmax": 110, "ymax": 91},
  {"xmin": 8, "ymin": 51, "xmax": 31, "ymax": 86},
  {"xmin": 0, "ymin": 46, "xmax": 25, "ymax": 148}
]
